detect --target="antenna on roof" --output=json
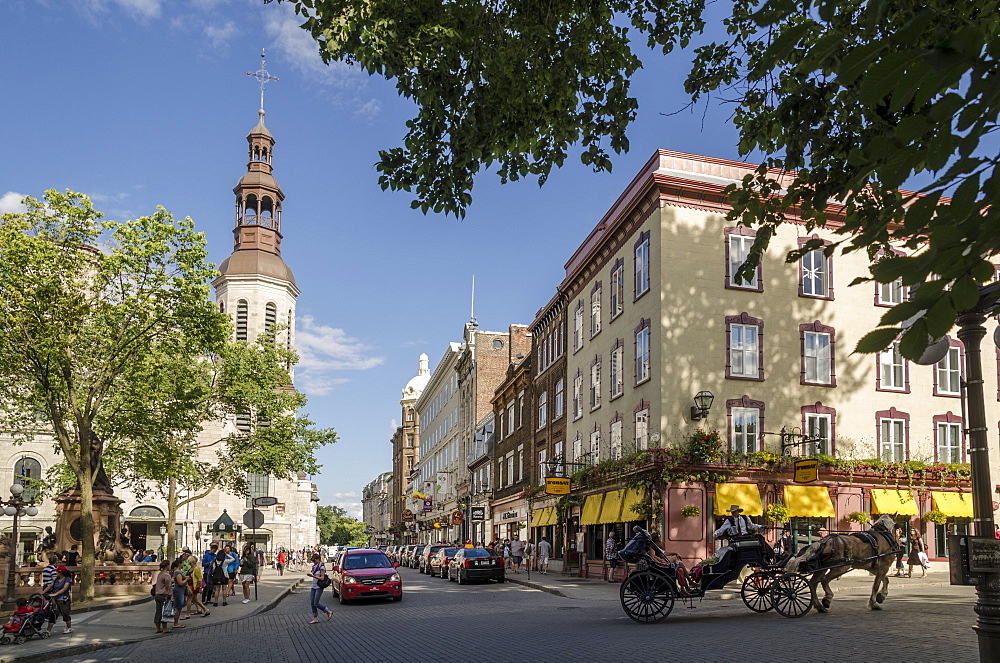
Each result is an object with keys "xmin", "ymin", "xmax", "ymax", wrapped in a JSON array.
[{"xmin": 470, "ymin": 274, "xmax": 477, "ymax": 326}]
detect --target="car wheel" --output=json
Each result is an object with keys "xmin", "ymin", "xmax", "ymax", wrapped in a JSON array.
[
  {"xmin": 339, "ymin": 592, "xmax": 350, "ymax": 605},
  {"xmin": 449, "ymin": 572, "xmax": 456, "ymax": 582},
  {"xmin": 457, "ymin": 572, "xmax": 465, "ymax": 585}
]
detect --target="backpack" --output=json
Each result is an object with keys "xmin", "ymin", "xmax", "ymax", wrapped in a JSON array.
[{"xmin": 211, "ymin": 559, "xmax": 228, "ymax": 584}]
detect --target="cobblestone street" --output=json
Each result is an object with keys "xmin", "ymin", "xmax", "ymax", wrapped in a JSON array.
[{"xmin": 44, "ymin": 567, "xmax": 980, "ymax": 663}]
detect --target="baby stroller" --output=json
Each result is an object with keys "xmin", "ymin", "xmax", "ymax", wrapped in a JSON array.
[{"xmin": 1, "ymin": 594, "xmax": 52, "ymax": 644}]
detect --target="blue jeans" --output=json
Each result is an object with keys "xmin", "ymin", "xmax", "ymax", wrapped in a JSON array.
[
  {"xmin": 310, "ymin": 587, "xmax": 327, "ymax": 618},
  {"xmin": 172, "ymin": 587, "xmax": 186, "ymax": 614}
]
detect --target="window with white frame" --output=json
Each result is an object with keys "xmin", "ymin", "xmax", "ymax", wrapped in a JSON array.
[
  {"xmin": 610, "ymin": 420, "xmax": 623, "ymax": 460},
  {"xmin": 573, "ymin": 434, "xmax": 583, "ymax": 464},
  {"xmin": 554, "ymin": 379, "xmax": 564, "ymax": 418},
  {"xmin": 804, "ymin": 331, "xmax": 833, "ymax": 384},
  {"xmin": 635, "ymin": 320, "xmax": 650, "ymax": 384},
  {"xmin": 634, "ymin": 231, "xmax": 650, "ymax": 298},
  {"xmin": 728, "ymin": 234, "xmax": 758, "ymax": 288},
  {"xmin": 573, "ymin": 373, "xmax": 583, "ymax": 419},
  {"xmin": 538, "ymin": 449, "xmax": 547, "ymax": 482},
  {"xmin": 518, "ymin": 392, "xmax": 525, "ymax": 428},
  {"xmin": 517, "ymin": 445, "xmax": 524, "ymax": 482},
  {"xmin": 610, "ymin": 342, "xmax": 624, "ymax": 398},
  {"xmin": 805, "ymin": 413, "xmax": 832, "ymax": 456},
  {"xmin": 507, "ymin": 402, "xmax": 515, "ymax": 436},
  {"xmin": 730, "ymin": 324, "xmax": 759, "ymax": 378},
  {"xmin": 936, "ymin": 347, "xmax": 961, "ymax": 395},
  {"xmin": 611, "ymin": 259, "xmax": 624, "ymax": 319},
  {"xmin": 574, "ymin": 301, "xmax": 584, "ymax": 351},
  {"xmin": 731, "ymin": 407, "xmax": 759, "ymax": 454},
  {"xmin": 880, "ymin": 418, "xmax": 906, "ymax": 462},
  {"xmin": 635, "ymin": 409, "xmax": 649, "ymax": 450},
  {"xmin": 878, "ymin": 278, "xmax": 904, "ymax": 305},
  {"xmin": 937, "ymin": 421, "xmax": 962, "ymax": 463},
  {"xmin": 554, "ymin": 441, "xmax": 564, "ymax": 476},
  {"xmin": 801, "ymin": 248, "xmax": 828, "ymax": 297},
  {"xmin": 879, "ymin": 342, "xmax": 905, "ymax": 390},
  {"xmin": 589, "ymin": 430, "xmax": 601, "ymax": 465},
  {"xmin": 590, "ymin": 358, "xmax": 602, "ymax": 409},
  {"xmin": 591, "ymin": 283, "xmax": 602, "ymax": 337},
  {"xmin": 537, "ymin": 391, "xmax": 548, "ymax": 428},
  {"xmin": 506, "ymin": 454, "xmax": 515, "ymax": 486}
]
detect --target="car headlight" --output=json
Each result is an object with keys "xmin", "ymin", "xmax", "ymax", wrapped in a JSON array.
[
  {"xmin": 390, "ymin": 573, "xmax": 400, "ymax": 582},
  {"xmin": 343, "ymin": 576, "xmax": 358, "ymax": 584}
]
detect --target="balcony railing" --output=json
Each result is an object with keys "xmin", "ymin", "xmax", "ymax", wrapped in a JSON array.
[{"xmin": 466, "ymin": 435, "xmax": 495, "ymax": 466}]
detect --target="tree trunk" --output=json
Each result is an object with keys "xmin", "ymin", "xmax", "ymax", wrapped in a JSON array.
[
  {"xmin": 77, "ymin": 448, "xmax": 95, "ymax": 602},
  {"xmin": 166, "ymin": 476, "xmax": 178, "ymax": 561}
]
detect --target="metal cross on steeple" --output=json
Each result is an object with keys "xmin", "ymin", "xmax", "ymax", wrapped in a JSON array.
[{"xmin": 246, "ymin": 48, "xmax": 279, "ymax": 111}]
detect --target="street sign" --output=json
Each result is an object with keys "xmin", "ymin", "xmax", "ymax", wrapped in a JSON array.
[
  {"xmin": 253, "ymin": 496, "xmax": 278, "ymax": 507},
  {"xmin": 243, "ymin": 509, "xmax": 265, "ymax": 530},
  {"xmin": 471, "ymin": 506, "xmax": 486, "ymax": 521},
  {"xmin": 793, "ymin": 459, "xmax": 819, "ymax": 484}
]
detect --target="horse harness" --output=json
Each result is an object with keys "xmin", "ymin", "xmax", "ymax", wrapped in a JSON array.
[{"xmin": 848, "ymin": 522, "xmax": 900, "ymax": 556}]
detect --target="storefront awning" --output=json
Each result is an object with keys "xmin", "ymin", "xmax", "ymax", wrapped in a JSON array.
[
  {"xmin": 541, "ymin": 507, "xmax": 559, "ymax": 527},
  {"xmin": 870, "ymin": 488, "xmax": 919, "ymax": 516},
  {"xmin": 598, "ymin": 490, "xmax": 624, "ymax": 524},
  {"xmin": 932, "ymin": 491, "xmax": 974, "ymax": 518},
  {"xmin": 580, "ymin": 493, "xmax": 605, "ymax": 526},
  {"xmin": 784, "ymin": 485, "xmax": 836, "ymax": 518},
  {"xmin": 620, "ymin": 487, "xmax": 647, "ymax": 522},
  {"xmin": 714, "ymin": 483, "xmax": 763, "ymax": 516},
  {"xmin": 530, "ymin": 508, "xmax": 547, "ymax": 528}
]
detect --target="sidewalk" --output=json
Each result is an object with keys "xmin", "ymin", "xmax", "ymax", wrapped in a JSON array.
[
  {"xmin": 0, "ymin": 573, "xmax": 303, "ymax": 663},
  {"xmin": 506, "ymin": 563, "xmax": 955, "ymax": 602}
]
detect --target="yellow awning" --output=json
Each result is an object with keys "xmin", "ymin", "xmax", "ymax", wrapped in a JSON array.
[
  {"xmin": 932, "ymin": 491, "xmax": 974, "ymax": 518},
  {"xmin": 784, "ymin": 485, "xmax": 836, "ymax": 518},
  {"xmin": 540, "ymin": 507, "xmax": 559, "ymax": 527},
  {"xmin": 598, "ymin": 490, "xmax": 625, "ymax": 524},
  {"xmin": 580, "ymin": 493, "xmax": 605, "ymax": 525},
  {"xmin": 530, "ymin": 508, "xmax": 546, "ymax": 528},
  {"xmin": 870, "ymin": 488, "xmax": 919, "ymax": 516},
  {"xmin": 620, "ymin": 487, "xmax": 647, "ymax": 522},
  {"xmin": 714, "ymin": 483, "xmax": 763, "ymax": 516}
]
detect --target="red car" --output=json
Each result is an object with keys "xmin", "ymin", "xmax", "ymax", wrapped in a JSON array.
[{"xmin": 330, "ymin": 549, "xmax": 403, "ymax": 604}]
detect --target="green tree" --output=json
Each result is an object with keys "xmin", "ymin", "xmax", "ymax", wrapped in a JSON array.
[
  {"xmin": 103, "ymin": 333, "xmax": 337, "ymax": 560},
  {"xmin": 0, "ymin": 190, "xmax": 229, "ymax": 600},
  {"xmin": 273, "ymin": 0, "xmax": 1000, "ymax": 354},
  {"xmin": 316, "ymin": 505, "xmax": 368, "ymax": 546}
]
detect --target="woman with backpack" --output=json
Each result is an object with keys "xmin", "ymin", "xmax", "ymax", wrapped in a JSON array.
[
  {"xmin": 306, "ymin": 553, "xmax": 333, "ymax": 624},
  {"xmin": 210, "ymin": 550, "xmax": 230, "ymax": 606}
]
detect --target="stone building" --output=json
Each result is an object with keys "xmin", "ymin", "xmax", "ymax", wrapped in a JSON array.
[
  {"xmin": 0, "ymin": 105, "xmax": 320, "ymax": 562},
  {"xmin": 490, "ymin": 352, "xmax": 534, "ymax": 542},
  {"xmin": 389, "ymin": 355, "xmax": 429, "ymax": 542},
  {"xmin": 361, "ymin": 471, "xmax": 393, "ymax": 543}
]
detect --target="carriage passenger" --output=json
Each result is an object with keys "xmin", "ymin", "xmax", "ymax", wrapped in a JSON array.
[{"xmin": 647, "ymin": 548, "xmax": 698, "ymax": 595}]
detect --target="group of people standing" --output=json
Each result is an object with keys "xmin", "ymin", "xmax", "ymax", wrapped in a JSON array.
[
  {"xmin": 151, "ymin": 542, "xmax": 261, "ymax": 634},
  {"xmin": 487, "ymin": 537, "xmax": 552, "ymax": 574}
]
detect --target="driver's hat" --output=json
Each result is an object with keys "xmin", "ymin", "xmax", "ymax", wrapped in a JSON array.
[{"xmin": 725, "ymin": 505, "xmax": 744, "ymax": 514}]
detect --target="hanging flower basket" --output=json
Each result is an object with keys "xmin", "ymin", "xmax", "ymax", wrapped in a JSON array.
[
  {"xmin": 764, "ymin": 503, "xmax": 790, "ymax": 523},
  {"xmin": 680, "ymin": 505, "xmax": 700, "ymax": 518},
  {"xmin": 846, "ymin": 511, "xmax": 870, "ymax": 525},
  {"xmin": 922, "ymin": 510, "xmax": 948, "ymax": 525}
]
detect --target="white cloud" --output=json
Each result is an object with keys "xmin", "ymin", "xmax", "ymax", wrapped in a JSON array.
[
  {"xmin": 0, "ymin": 192, "xmax": 27, "ymax": 215},
  {"xmin": 294, "ymin": 315, "xmax": 383, "ymax": 396},
  {"xmin": 77, "ymin": 0, "xmax": 162, "ymax": 23},
  {"xmin": 204, "ymin": 20, "xmax": 238, "ymax": 49},
  {"xmin": 262, "ymin": 3, "xmax": 363, "ymax": 90},
  {"xmin": 354, "ymin": 98, "xmax": 382, "ymax": 122},
  {"xmin": 329, "ymin": 492, "xmax": 361, "ymax": 519}
]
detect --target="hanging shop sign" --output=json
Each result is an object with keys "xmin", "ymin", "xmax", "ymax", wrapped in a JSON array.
[
  {"xmin": 545, "ymin": 477, "xmax": 572, "ymax": 495},
  {"xmin": 451, "ymin": 510, "xmax": 464, "ymax": 525},
  {"xmin": 471, "ymin": 506, "xmax": 486, "ymax": 521},
  {"xmin": 793, "ymin": 459, "xmax": 819, "ymax": 484},
  {"xmin": 402, "ymin": 509, "xmax": 415, "ymax": 522},
  {"xmin": 423, "ymin": 499, "xmax": 433, "ymax": 513}
]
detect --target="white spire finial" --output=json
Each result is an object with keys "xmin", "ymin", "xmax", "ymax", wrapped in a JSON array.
[
  {"xmin": 246, "ymin": 48, "xmax": 279, "ymax": 111},
  {"xmin": 470, "ymin": 274, "xmax": 476, "ymax": 325}
]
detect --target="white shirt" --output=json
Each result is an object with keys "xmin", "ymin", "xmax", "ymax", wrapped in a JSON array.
[
  {"xmin": 713, "ymin": 514, "xmax": 763, "ymax": 538},
  {"xmin": 538, "ymin": 541, "xmax": 551, "ymax": 557}
]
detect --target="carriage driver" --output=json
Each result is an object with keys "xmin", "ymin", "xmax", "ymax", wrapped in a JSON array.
[{"xmin": 713, "ymin": 505, "xmax": 764, "ymax": 538}]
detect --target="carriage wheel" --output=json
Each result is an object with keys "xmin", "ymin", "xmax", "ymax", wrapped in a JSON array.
[
  {"xmin": 771, "ymin": 572, "xmax": 814, "ymax": 618},
  {"xmin": 619, "ymin": 571, "xmax": 676, "ymax": 624},
  {"xmin": 741, "ymin": 571, "xmax": 775, "ymax": 613}
]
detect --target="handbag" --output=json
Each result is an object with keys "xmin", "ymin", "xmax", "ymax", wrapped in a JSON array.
[
  {"xmin": 317, "ymin": 576, "xmax": 332, "ymax": 589},
  {"xmin": 150, "ymin": 585, "xmax": 156, "ymax": 597}
]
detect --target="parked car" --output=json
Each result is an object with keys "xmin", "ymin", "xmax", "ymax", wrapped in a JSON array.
[
  {"xmin": 418, "ymin": 545, "xmax": 450, "ymax": 574},
  {"xmin": 427, "ymin": 547, "xmax": 459, "ymax": 578},
  {"xmin": 407, "ymin": 545, "xmax": 423, "ymax": 569},
  {"xmin": 330, "ymin": 548, "xmax": 403, "ymax": 604},
  {"xmin": 386, "ymin": 545, "xmax": 398, "ymax": 561},
  {"xmin": 448, "ymin": 547, "xmax": 505, "ymax": 584}
]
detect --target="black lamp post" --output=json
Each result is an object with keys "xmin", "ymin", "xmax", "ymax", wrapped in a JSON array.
[{"xmin": 1, "ymin": 483, "xmax": 39, "ymax": 609}]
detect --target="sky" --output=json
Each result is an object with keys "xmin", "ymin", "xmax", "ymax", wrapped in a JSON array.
[{"xmin": 1, "ymin": 0, "xmax": 745, "ymax": 519}]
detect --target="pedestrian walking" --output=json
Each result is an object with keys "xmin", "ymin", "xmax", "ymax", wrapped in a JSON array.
[
  {"xmin": 277, "ymin": 550, "xmax": 287, "ymax": 576},
  {"xmin": 605, "ymin": 530, "xmax": 619, "ymax": 582},
  {"xmin": 907, "ymin": 527, "xmax": 929, "ymax": 578},
  {"xmin": 153, "ymin": 560, "xmax": 173, "ymax": 633},
  {"xmin": 201, "ymin": 544, "xmax": 219, "ymax": 602},
  {"xmin": 892, "ymin": 525, "xmax": 905, "ymax": 577},
  {"xmin": 254, "ymin": 544, "xmax": 265, "ymax": 579},
  {"xmin": 170, "ymin": 559, "xmax": 188, "ymax": 630},
  {"xmin": 502, "ymin": 539, "xmax": 512, "ymax": 569},
  {"xmin": 210, "ymin": 550, "xmax": 229, "ymax": 606},
  {"xmin": 224, "ymin": 544, "xmax": 240, "ymax": 598},
  {"xmin": 509, "ymin": 537, "xmax": 524, "ymax": 574},
  {"xmin": 307, "ymin": 553, "xmax": 333, "ymax": 624},
  {"xmin": 239, "ymin": 545, "xmax": 258, "ymax": 604},
  {"xmin": 184, "ymin": 559, "xmax": 210, "ymax": 618},
  {"xmin": 47, "ymin": 566, "xmax": 73, "ymax": 634},
  {"xmin": 537, "ymin": 537, "xmax": 552, "ymax": 574},
  {"xmin": 522, "ymin": 538, "xmax": 535, "ymax": 572}
]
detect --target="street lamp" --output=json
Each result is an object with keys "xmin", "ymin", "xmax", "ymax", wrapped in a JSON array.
[
  {"xmin": 1, "ymin": 483, "xmax": 39, "ymax": 609},
  {"xmin": 158, "ymin": 524, "xmax": 167, "ymax": 562},
  {"xmin": 690, "ymin": 390, "xmax": 714, "ymax": 421}
]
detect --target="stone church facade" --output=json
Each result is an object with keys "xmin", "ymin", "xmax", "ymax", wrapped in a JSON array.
[{"xmin": 0, "ymin": 106, "xmax": 319, "ymax": 562}]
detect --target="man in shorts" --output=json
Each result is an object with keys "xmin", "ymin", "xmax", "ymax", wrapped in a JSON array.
[
  {"xmin": 509, "ymin": 537, "xmax": 524, "ymax": 574},
  {"xmin": 537, "ymin": 537, "xmax": 552, "ymax": 574}
]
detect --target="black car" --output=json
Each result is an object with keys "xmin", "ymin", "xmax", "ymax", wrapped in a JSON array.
[
  {"xmin": 405, "ymin": 545, "xmax": 422, "ymax": 568},
  {"xmin": 428, "ymin": 547, "xmax": 459, "ymax": 577},
  {"xmin": 418, "ymin": 545, "xmax": 450, "ymax": 574},
  {"xmin": 448, "ymin": 547, "xmax": 505, "ymax": 584}
]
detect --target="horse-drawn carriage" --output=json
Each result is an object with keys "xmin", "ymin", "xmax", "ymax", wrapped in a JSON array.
[{"xmin": 617, "ymin": 515, "xmax": 901, "ymax": 624}]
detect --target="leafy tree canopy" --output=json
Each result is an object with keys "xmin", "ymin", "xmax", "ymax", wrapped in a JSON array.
[
  {"xmin": 273, "ymin": 0, "xmax": 1000, "ymax": 356},
  {"xmin": 317, "ymin": 504, "xmax": 369, "ymax": 546}
]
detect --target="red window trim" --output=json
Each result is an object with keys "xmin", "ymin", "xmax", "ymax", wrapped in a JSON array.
[
  {"xmin": 875, "ymin": 407, "xmax": 910, "ymax": 461},
  {"xmin": 725, "ymin": 226, "xmax": 763, "ymax": 292},
  {"xmin": 932, "ymin": 412, "xmax": 964, "ymax": 463},
  {"xmin": 801, "ymin": 402, "xmax": 837, "ymax": 456},
  {"xmin": 726, "ymin": 312, "xmax": 764, "ymax": 381},
  {"xmin": 797, "ymin": 235, "xmax": 834, "ymax": 300},
  {"xmin": 799, "ymin": 320, "xmax": 837, "ymax": 387}
]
